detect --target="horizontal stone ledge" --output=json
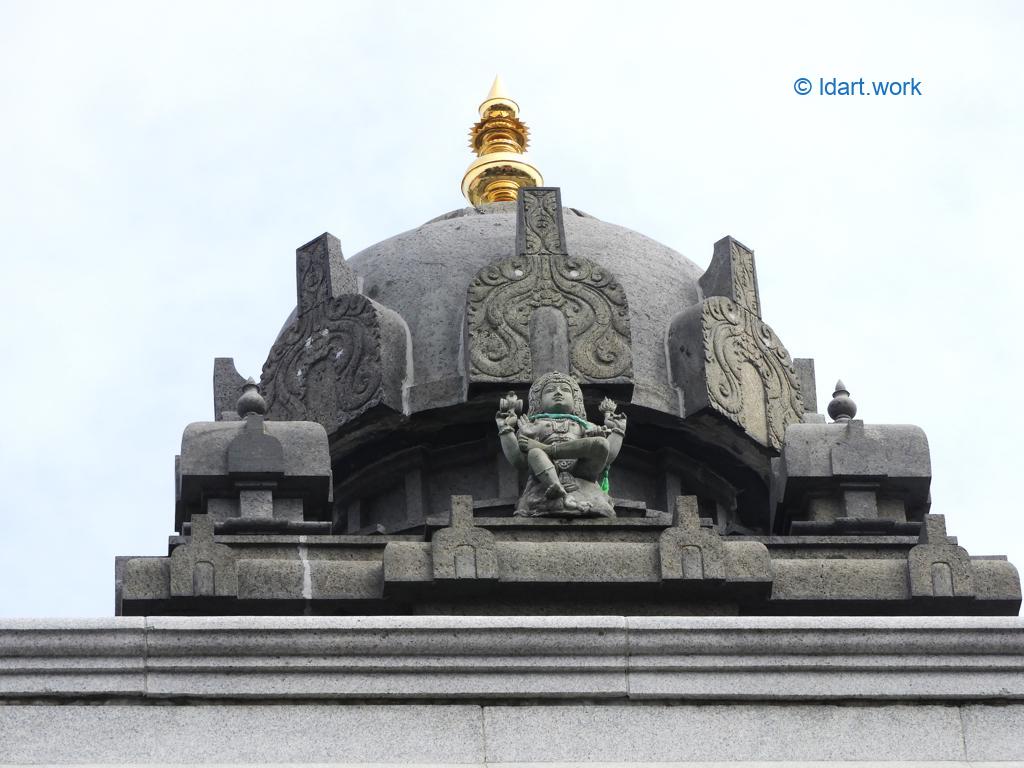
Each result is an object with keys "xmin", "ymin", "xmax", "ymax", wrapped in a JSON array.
[
  {"xmin": 142, "ymin": 615, "xmax": 628, "ymax": 656},
  {"xmin": 1, "ymin": 616, "xmax": 1024, "ymax": 701},
  {"xmin": 0, "ymin": 618, "xmax": 146, "ymax": 656},
  {"xmin": 626, "ymin": 615, "xmax": 1024, "ymax": 655}
]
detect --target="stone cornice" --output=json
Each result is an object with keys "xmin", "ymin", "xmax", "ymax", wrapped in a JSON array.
[{"xmin": 2, "ymin": 616, "xmax": 1024, "ymax": 701}]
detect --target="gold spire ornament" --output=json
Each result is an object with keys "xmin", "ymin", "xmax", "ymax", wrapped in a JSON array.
[{"xmin": 462, "ymin": 76, "xmax": 543, "ymax": 205}]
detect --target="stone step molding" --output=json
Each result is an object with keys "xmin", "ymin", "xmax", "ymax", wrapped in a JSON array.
[
  {"xmin": 3, "ymin": 616, "xmax": 1024, "ymax": 701},
  {"xmin": 3, "ymin": 616, "xmax": 1024, "ymax": 764}
]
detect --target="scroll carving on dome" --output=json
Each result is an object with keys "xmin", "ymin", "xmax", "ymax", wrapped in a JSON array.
[
  {"xmin": 669, "ymin": 236, "xmax": 803, "ymax": 453},
  {"xmin": 262, "ymin": 294, "xmax": 385, "ymax": 426},
  {"xmin": 701, "ymin": 296, "xmax": 803, "ymax": 451},
  {"xmin": 467, "ymin": 187, "xmax": 632, "ymax": 386},
  {"xmin": 257, "ymin": 233, "xmax": 406, "ymax": 434}
]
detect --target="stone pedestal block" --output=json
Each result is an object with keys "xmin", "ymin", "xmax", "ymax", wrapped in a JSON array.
[
  {"xmin": 176, "ymin": 416, "xmax": 331, "ymax": 529},
  {"xmin": 776, "ymin": 419, "xmax": 931, "ymax": 534}
]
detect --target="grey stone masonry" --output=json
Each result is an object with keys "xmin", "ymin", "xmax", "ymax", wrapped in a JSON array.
[
  {"xmin": 793, "ymin": 356, "xmax": 818, "ymax": 412},
  {"xmin": 9, "ymin": 616, "xmax": 1024, "ymax": 700},
  {"xmin": 2, "ymin": 617, "xmax": 1024, "ymax": 763},
  {"xmin": 777, "ymin": 419, "xmax": 932, "ymax": 535},
  {"xmin": 125, "ymin": 196, "xmax": 1024, "ymax": 623},
  {"xmin": 120, "ymin": 493, "xmax": 1021, "ymax": 616},
  {"xmin": 176, "ymin": 416, "xmax": 332, "ymax": 531}
]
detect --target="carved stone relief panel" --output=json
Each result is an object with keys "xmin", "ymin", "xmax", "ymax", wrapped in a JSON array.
[
  {"xmin": 669, "ymin": 296, "xmax": 803, "ymax": 453},
  {"xmin": 702, "ymin": 297, "xmax": 803, "ymax": 450},
  {"xmin": 261, "ymin": 294, "xmax": 387, "ymax": 426},
  {"xmin": 257, "ymin": 233, "xmax": 406, "ymax": 434},
  {"xmin": 467, "ymin": 187, "xmax": 632, "ymax": 386}
]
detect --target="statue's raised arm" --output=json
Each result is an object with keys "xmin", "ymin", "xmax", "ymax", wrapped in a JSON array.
[
  {"xmin": 599, "ymin": 397, "xmax": 627, "ymax": 466},
  {"xmin": 495, "ymin": 391, "xmax": 527, "ymax": 471}
]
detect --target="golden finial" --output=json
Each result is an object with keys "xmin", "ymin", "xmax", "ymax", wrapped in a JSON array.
[{"xmin": 462, "ymin": 76, "xmax": 543, "ymax": 206}]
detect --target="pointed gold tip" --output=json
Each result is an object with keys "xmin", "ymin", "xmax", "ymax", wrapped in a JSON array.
[
  {"xmin": 487, "ymin": 75, "xmax": 508, "ymax": 101},
  {"xmin": 478, "ymin": 73, "xmax": 519, "ymax": 117},
  {"xmin": 462, "ymin": 77, "xmax": 542, "ymax": 205}
]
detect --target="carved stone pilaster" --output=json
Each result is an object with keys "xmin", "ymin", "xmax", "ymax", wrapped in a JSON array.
[
  {"xmin": 432, "ymin": 496, "xmax": 498, "ymax": 581},
  {"xmin": 259, "ymin": 233, "xmax": 407, "ymax": 434},
  {"xmin": 295, "ymin": 232, "xmax": 357, "ymax": 314},
  {"xmin": 169, "ymin": 515, "xmax": 238, "ymax": 597},
  {"xmin": 212, "ymin": 358, "xmax": 246, "ymax": 421},
  {"xmin": 516, "ymin": 187, "xmax": 567, "ymax": 256},
  {"xmin": 658, "ymin": 496, "xmax": 725, "ymax": 581},
  {"xmin": 699, "ymin": 236, "xmax": 761, "ymax": 317},
  {"xmin": 793, "ymin": 358, "xmax": 819, "ymax": 413},
  {"xmin": 466, "ymin": 187, "xmax": 632, "ymax": 388},
  {"xmin": 909, "ymin": 514, "xmax": 975, "ymax": 599}
]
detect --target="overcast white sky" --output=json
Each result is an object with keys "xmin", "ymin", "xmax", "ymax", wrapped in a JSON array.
[{"xmin": 1, "ymin": 1, "xmax": 1022, "ymax": 617}]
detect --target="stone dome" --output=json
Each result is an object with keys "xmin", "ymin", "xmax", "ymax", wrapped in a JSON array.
[
  {"xmin": 232, "ymin": 191, "xmax": 801, "ymax": 533},
  {"xmin": 347, "ymin": 203, "xmax": 704, "ymax": 415}
]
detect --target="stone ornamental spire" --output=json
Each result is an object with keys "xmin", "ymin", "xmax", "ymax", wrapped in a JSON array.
[
  {"xmin": 236, "ymin": 377, "xmax": 267, "ymax": 418},
  {"xmin": 461, "ymin": 76, "xmax": 543, "ymax": 205},
  {"xmin": 827, "ymin": 379, "xmax": 857, "ymax": 422}
]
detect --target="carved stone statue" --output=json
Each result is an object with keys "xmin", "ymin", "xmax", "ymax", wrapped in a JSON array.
[{"xmin": 496, "ymin": 371, "xmax": 626, "ymax": 518}]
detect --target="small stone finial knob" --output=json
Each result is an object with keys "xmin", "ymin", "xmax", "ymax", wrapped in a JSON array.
[
  {"xmin": 236, "ymin": 377, "xmax": 267, "ymax": 418},
  {"xmin": 827, "ymin": 379, "xmax": 857, "ymax": 422}
]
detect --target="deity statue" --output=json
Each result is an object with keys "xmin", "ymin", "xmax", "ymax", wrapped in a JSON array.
[{"xmin": 495, "ymin": 371, "xmax": 627, "ymax": 517}]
